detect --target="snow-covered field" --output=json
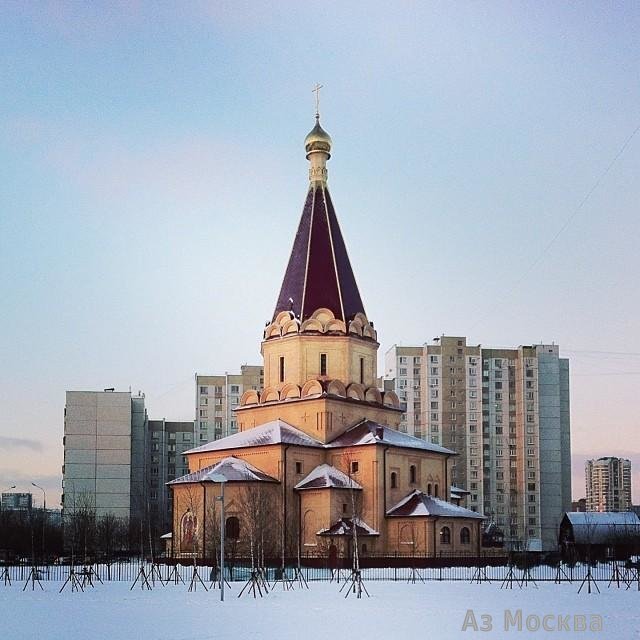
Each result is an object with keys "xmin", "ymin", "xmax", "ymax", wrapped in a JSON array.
[{"xmin": 2, "ymin": 578, "xmax": 638, "ymax": 639}]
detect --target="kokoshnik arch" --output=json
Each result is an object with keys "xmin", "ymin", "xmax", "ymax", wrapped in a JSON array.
[{"xmin": 168, "ymin": 112, "xmax": 484, "ymax": 557}]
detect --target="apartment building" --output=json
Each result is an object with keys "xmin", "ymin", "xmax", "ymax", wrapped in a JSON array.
[
  {"xmin": 62, "ymin": 390, "xmax": 147, "ymax": 521},
  {"xmin": 62, "ymin": 373, "xmax": 264, "ymax": 526},
  {"xmin": 383, "ymin": 346, "xmax": 423, "ymax": 436},
  {"xmin": 586, "ymin": 457, "xmax": 632, "ymax": 513},
  {"xmin": 195, "ymin": 365, "xmax": 263, "ymax": 443},
  {"xmin": 384, "ymin": 337, "xmax": 571, "ymax": 550},
  {"xmin": 146, "ymin": 420, "xmax": 194, "ymax": 531},
  {"xmin": 0, "ymin": 493, "xmax": 33, "ymax": 511},
  {"xmin": 425, "ymin": 339, "xmax": 481, "ymax": 501}
]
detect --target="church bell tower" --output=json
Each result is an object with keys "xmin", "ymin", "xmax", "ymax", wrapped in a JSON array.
[{"xmin": 235, "ymin": 109, "xmax": 401, "ymax": 441}]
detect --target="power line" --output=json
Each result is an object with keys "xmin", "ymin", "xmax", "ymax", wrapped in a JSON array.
[
  {"xmin": 572, "ymin": 371, "xmax": 640, "ymax": 377},
  {"xmin": 470, "ymin": 119, "xmax": 640, "ymax": 332},
  {"xmin": 563, "ymin": 349, "xmax": 640, "ymax": 358},
  {"xmin": 146, "ymin": 375, "xmax": 194, "ymax": 401},
  {"xmin": 516, "ymin": 121, "xmax": 640, "ymax": 281}
]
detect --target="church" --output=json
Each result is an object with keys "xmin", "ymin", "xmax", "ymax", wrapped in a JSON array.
[{"xmin": 169, "ymin": 111, "xmax": 484, "ymax": 559}]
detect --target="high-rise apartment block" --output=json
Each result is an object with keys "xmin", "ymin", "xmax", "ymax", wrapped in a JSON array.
[
  {"xmin": 62, "ymin": 390, "xmax": 147, "ymax": 521},
  {"xmin": 384, "ymin": 337, "xmax": 571, "ymax": 550},
  {"xmin": 586, "ymin": 457, "xmax": 632, "ymax": 513},
  {"xmin": 147, "ymin": 419, "xmax": 194, "ymax": 531},
  {"xmin": 195, "ymin": 365, "xmax": 263, "ymax": 443}
]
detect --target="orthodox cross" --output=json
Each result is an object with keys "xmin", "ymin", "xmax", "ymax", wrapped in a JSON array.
[
  {"xmin": 301, "ymin": 412, "xmax": 310, "ymax": 423},
  {"xmin": 339, "ymin": 412, "xmax": 347, "ymax": 424},
  {"xmin": 312, "ymin": 83, "xmax": 323, "ymax": 118}
]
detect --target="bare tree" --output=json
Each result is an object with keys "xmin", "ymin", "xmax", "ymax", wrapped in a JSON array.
[
  {"xmin": 65, "ymin": 490, "xmax": 97, "ymax": 564},
  {"xmin": 0, "ymin": 507, "xmax": 62, "ymax": 561},
  {"xmin": 339, "ymin": 449, "xmax": 369, "ymax": 598},
  {"xmin": 180, "ymin": 483, "xmax": 207, "ymax": 591},
  {"xmin": 238, "ymin": 484, "xmax": 278, "ymax": 568},
  {"xmin": 204, "ymin": 499, "xmax": 219, "ymax": 567},
  {"xmin": 339, "ymin": 451, "xmax": 365, "ymax": 563},
  {"xmin": 237, "ymin": 484, "xmax": 279, "ymax": 597},
  {"xmin": 96, "ymin": 513, "xmax": 127, "ymax": 579}
]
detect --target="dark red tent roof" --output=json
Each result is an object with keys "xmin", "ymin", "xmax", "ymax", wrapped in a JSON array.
[{"xmin": 273, "ymin": 185, "xmax": 365, "ymax": 322}]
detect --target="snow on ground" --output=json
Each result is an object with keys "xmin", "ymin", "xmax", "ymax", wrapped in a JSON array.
[{"xmin": 1, "ymin": 578, "xmax": 638, "ymax": 640}]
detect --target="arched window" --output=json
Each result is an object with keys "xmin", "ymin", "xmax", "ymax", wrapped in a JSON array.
[
  {"xmin": 180, "ymin": 510, "xmax": 197, "ymax": 553},
  {"xmin": 225, "ymin": 516, "xmax": 240, "ymax": 540},
  {"xmin": 427, "ymin": 483, "xmax": 432, "ymax": 495},
  {"xmin": 409, "ymin": 465, "xmax": 417, "ymax": 484},
  {"xmin": 440, "ymin": 526, "xmax": 451, "ymax": 544},
  {"xmin": 434, "ymin": 483, "xmax": 439, "ymax": 498},
  {"xmin": 390, "ymin": 472, "xmax": 397, "ymax": 489},
  {"xmin": 460, "ymin": 527, "xmax": 471, "ymax": 545},
  {"xmin": 361, "ymin": 543, "xmax": 368, "ymax": 554}
]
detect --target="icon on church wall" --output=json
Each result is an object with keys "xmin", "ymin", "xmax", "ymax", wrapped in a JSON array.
[{"xmin": 181, "ymin": 509, "xmax": 198, "ymax": 553}]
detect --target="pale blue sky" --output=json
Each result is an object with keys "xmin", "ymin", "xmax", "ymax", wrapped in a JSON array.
[{"xmin": 1, "ymin": 2, "xmax": 639, "ymax": 505}]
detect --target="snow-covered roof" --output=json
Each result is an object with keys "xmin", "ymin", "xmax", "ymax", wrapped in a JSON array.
[
  {"xmin": 182, "ymin": 418, "xmax": 454, "ymax": 460},
  {"xmin": 184, "ymin": 419, "xmax": 324, "ymax": 454},
  {"xmin": 294, "ymin": 463, "xmax": 362, "ymax": 490},
  {"xmin": 563, "ymin": 511, "xmax": 640, "ymax": 545},
  {"xmin": 450, "ymin": 485, "xmax": 470, "ymax": 496},
  {"xmin": 160, "ymin": 532, "xmax": 172, "ymax": 539},
  {"xmin": 317, "ymin": 517, "xmax": 379, "ymax": 537},
  {"xmin": 167, "ymin": 456, "xmax": 278, "ymax": 485},
  {"xmin": 565, "ymin": 511, "xmax": 640, "ymax": 526},
  {"xmin": 325, "ymin": 420, "xmax": 456, "ymax": 455},
  {"xmin": 386, "ymin": 490, "xmax": 485, "ymax": 519}
]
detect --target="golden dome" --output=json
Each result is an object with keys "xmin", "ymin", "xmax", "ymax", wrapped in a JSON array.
[{"xmin": 305, "ymin": 117, "xmax": 332, "ymax": 159}]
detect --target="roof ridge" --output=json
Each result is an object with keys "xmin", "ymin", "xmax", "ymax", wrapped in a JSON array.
[{"xmin": 322, "ymin": 186, "xmax": 346, "ymax": 321}]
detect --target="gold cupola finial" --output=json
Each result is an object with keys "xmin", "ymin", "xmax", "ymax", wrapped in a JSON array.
[{"xmin": 305, "ymin": 84, "xmax": 332, "ymax": 184}]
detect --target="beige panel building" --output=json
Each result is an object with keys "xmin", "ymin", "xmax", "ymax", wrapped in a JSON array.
[
  {"xmin": 384, "ymin": 339, "xmax": 571, "ymax": 550},
  {"xmin": 63, "ymin": 390, "xmax": 147, "ymax": 521},
  {"xmin": 586, "ymin": 457, "xmax": 632, "ymax": 512},
  {"xmin": 195, "ymin": 365, "xmax": 263, "ymax": 444}
]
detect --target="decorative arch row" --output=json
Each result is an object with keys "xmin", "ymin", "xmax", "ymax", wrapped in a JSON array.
[
  {"xmin": 439, "ymin": 526, "xmax": 471, "ymax": 545},
  {"xmin": 398, "ymin": 523, "xmax": 472, "ymax": 549},
  {"xmin": 264, "ymin": 308, "xmax": 377, "ymax": 341},
  {"xmin": 239, "ymin": 378, "xmax": 400, "ymax": 409}
]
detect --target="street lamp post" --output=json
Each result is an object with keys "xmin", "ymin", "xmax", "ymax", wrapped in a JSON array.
[
  {"xmin": 1, "ymin": 486, "xmax": 16, "ymax": 499},
  {"xmin": 31, "ymin": 483, "xmax": 46, "ymax": 564},
  {"xmin": 209, "ymin": 473, "xmax": 227, "ymax": 602}
]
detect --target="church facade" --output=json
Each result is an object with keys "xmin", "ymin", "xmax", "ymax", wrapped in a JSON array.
[{"xmin": 169, "ymin": 114, "xmax": 484, "ymax": 558}]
